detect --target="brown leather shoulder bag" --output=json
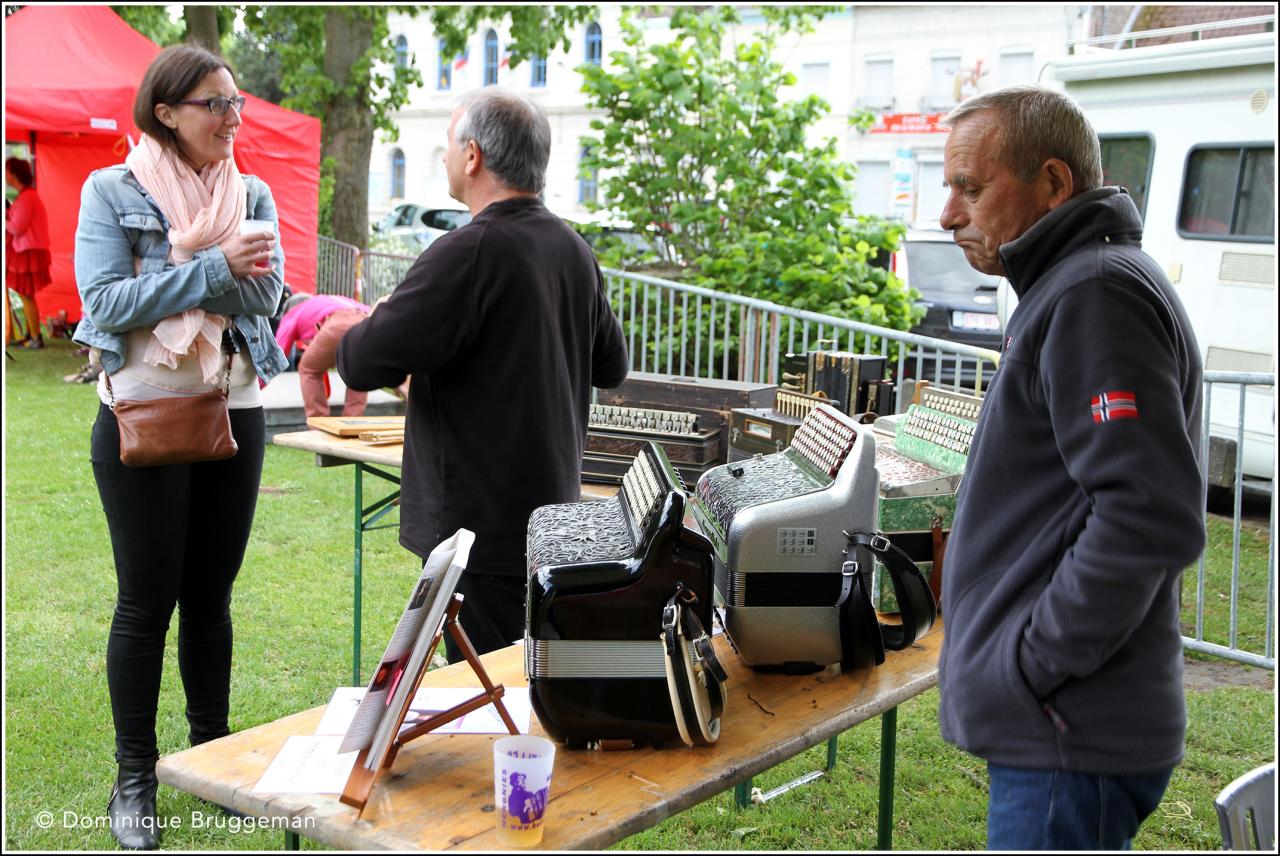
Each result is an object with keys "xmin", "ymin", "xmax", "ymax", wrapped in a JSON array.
[{"xmin": 107, "ymin": 352, "xmax": 238, "ymax": 468}]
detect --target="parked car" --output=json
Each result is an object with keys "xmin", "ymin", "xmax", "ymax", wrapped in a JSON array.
[
  {"xmin": 373, "ymin": 203, "xmax": 430, "ymax": 234},
  {"xmin": 564, "ymin": 219, "xmax": 675, "ymax": 270},
  {"xmin": 895, "ymin": 227, "xmax": 1003, "ymax": 350},
  {"xmin": 883, "ymin": 226, "xmax": 1004, "ymax": 391},
  {"xmin": 373, "ymin": 203, "xmax": 472, "ymax": 251}
]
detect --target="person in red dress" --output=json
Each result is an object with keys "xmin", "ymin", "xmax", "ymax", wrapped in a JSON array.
[{"xmin": 5, "ymin": 157, "xmax": 52, "ymax": 348}]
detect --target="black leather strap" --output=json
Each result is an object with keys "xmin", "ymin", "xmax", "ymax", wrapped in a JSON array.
[
  {"xmin": 846, "ymin": 531, "xmax": 937, "ymax": 651},
  {"xmin": 837, "ymin": 557, "xmax": 885, "ymax": 671}
]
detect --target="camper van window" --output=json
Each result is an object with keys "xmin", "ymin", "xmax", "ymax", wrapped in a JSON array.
[
  {"xmin": 1099, "ymin": 135, "xmax": 1153, "ymax": 221},
  {"xmin": 1177, "ymin": 144, "xmax": 1276, "ymax": 243}
]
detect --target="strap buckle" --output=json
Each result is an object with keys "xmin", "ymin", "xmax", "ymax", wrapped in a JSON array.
[
  {"xmin": 870, "ymin": 534, "xmax": 891, "ymax": 553},
  {"xmin": 841, "ymin": 560, "xmax": 859, "ymax": 577},
  {"xmin": 661, "ymin": 603, "xmax": 679, "ymax": 633},
  {"xmin": 693, "ymin": 634, "xmax": 729, "ymax": 684}
]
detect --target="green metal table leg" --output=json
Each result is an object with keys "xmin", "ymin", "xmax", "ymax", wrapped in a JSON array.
[
  {"xmin": 284, "ymin": 830, "xmax": 300, "ymax": 849},
  {"xmin": 352, "ymin": 464, "xmax": 363, "ymax": 687},
  {"xmin": 735, "ymin": 734, "xmax": 837, "ymax": 810},
  {"xmin": 345, "ymin": 461, "xmax": 400, "ymax": 687},
  {"xmin": 877, "ymin": 706, "xmax": 898, "ymax": 850}
]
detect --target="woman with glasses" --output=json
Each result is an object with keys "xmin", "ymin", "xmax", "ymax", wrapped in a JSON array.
[{"xmin": 73, "ymin": 44, "xmax": 287, "ymax": 850}]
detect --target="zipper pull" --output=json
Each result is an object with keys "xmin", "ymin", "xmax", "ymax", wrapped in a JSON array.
[{"xmin": 1042, "ymin": 702, "xmax": 1069, "ymax": 734}]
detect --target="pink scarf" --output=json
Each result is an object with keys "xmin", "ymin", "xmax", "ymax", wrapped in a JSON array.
[{"xmin": 124, "ymin": 134, "xmax": 247, "ymax": 384}]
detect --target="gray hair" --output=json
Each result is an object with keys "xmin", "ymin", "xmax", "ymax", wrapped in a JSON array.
[
  {"xmin": 943, "ymin": 84, "xmax": 1103, "ymax": 193},
  {"xmin": 453, "ymin": 88, "xmax": 551, "ymax": 194}
]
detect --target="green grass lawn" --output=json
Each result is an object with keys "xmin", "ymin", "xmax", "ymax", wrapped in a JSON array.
[{"xmin": 5, "ymin": 339, "xmax": 1275, "ymax": 850}]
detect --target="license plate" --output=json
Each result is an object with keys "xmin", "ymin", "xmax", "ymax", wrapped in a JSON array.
[{"xmin": 952, "ymin": 311, "xmax": 1000, "ymax": 330}]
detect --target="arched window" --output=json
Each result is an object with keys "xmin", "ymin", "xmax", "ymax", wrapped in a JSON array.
[
  {"xmin": 391, "ymin": 148, "xmax": 406, "ymax": 200},
  {"xmin": 483, "ymin": 30, "xmax": 499, "ymax": 86},
  {"xmin": 577, "ymin": 145, "xmax": 598, "ymax": 206},
  {"xmin": 394, "ymin": 35, "xmax": 409, "ymax": 71},
  {"xmin": 585, "ymin": 22, "xmax": 602, "ymax": 66},
  {"xmin": 531, "ymin": 54, "xmax": 548, "ymax": 88},
  {"xmin": 437, "ymin": 38, "xmax": 452, "ymax": 90}
]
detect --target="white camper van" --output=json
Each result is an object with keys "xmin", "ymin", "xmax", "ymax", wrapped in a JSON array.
[{"xmin": 1041, "ymin": 20, "xmax": 1276, "ymax": 490}]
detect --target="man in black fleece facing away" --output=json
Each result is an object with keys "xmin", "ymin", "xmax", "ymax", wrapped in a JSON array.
[
  {"xmin": 935, "ymin": 85, "xmax": 1205, "ymax": 850},
  {"xmin": 338, "ymin": 88, "xmax": 628, "ymax": 661}
]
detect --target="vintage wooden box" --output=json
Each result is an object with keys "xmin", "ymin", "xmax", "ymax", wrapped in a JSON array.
[
  {"xmin": 597, "ymin": 372, "xmax": 776, "ymax": 464},
  {"xmin": 727, "ymin": 389, "xmax": 837, "ymax": 461},
  {"xmin": 584, "ymin": 404, "xmax": 722, "ymax": 487},
  {"xmin": 806, "ymin": 351, "xmax": 888, "ymax": 416}
]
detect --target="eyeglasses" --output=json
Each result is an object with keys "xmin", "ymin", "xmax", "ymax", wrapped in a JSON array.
[{"xmin": 174, "ymin": 95, "xmax": 246, "ymax": 116}]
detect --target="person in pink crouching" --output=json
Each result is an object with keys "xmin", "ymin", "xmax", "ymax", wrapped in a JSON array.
[{"xmin": 274, "ymin": 292, "xmax": 371, "ymax": 417}]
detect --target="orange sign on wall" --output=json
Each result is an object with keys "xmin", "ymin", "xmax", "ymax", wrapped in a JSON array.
[{"xmin": 869, "ymin": 113, "xmax": 950, "ymax": 134}]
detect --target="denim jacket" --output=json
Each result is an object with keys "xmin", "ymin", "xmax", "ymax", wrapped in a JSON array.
[{"xmin": 73, "ymin": 164, "xmax": 288, "ymax": 382}]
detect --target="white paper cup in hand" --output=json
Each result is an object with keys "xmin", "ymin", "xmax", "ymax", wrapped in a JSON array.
[
  {"xmin": 494, "ymin": 735, "xmax": 555, "ymax": 847},
  {"xmin": 240, "ymin": 219, "xmax": 275, "ymax": 268}
]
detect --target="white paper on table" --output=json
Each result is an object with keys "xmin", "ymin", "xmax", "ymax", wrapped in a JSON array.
[
  {"xmin": 314, "ymin": 687, "xmax": 366, "ymax": 736},
  {"xmin": 252, "ymin": 736, "xmax": 359, "ymax": 794},
  {"xmin": 312, "ymin": 685, "xmax": 532, "ymax": 737},
  {"xmin": 404, "ymin": 686, "xmax": 532, "ymax": 734}
]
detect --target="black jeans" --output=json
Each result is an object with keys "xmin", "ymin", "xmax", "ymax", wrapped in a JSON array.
[
  {"xmin": 91, "ymin": 404, "xmax": 265, "ymax": 765},
  {"xmin": 443, "ymin": 572, "xmax": 527, "ymax": 664}
]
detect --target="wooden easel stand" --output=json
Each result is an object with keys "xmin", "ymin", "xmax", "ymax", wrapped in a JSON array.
[{"xmin": 340, "ymin": 594, "xmax": 519, "ymax": 815}]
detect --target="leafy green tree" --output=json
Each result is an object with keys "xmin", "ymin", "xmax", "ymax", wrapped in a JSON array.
[
  {"xmin": 236, "ymin": 5, "xmax": 596, "ymax": 248},
  {"xmin": 111, "ymin": 5, "xmax": 185, "ymax": 46},
  {"xmin": 183, "ymin": 5, "xmax": 223, "ymax": 53},
  {"xmin": 239, "ymin": 6, "xmax": 423, "ymax": 246},
  {"xmin": 227, "ymin": 17, "xmax": 292, "ymax": 106},
  {"xmin": 580, "ymin": 6, "xmax": 918, "ymax": 335},
  {"xmin": 102, "ymin": 5, "xmax": 597, "ymax": 246},
  {"xmin": 428, "ymin": 5, "xmax": 598, "ymax": 70},
  {"xmin": 110, "ymin": 5, "xmax": 235, "ymax": 49}
]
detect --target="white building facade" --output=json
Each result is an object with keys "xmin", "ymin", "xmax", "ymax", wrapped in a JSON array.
[
  {"xmin": 369, "ymin": 7, "xmax": 625, "ymax": 224},
  {"xmin": 369, "ymin": 5, "xmax": 1086, "ymax": 228},
  {"xmin": 827, "ymin": 4, "xmax": 1087, "ymax": 223}
]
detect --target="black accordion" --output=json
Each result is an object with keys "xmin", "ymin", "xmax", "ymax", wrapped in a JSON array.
[{"xmin": 525, "ymin": 442, "xmax": 726, "ymax": 749}]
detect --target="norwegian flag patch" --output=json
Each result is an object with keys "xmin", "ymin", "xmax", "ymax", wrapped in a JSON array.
[{"xmin": 1091, "ymin": 391, "xmax": 1140, "ymax": 423}]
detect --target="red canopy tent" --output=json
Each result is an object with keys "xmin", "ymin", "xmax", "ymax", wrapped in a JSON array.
[{"xmin": 3, "ymin": 5, "xmax": 321, "ymax": 326}]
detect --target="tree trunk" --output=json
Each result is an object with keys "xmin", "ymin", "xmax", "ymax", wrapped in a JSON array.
[
  {"xmin": 323, "ymin": 9, "xmax": 376, "ymax": 250},
  {"xmin": 184, "ymin": 6, "xmax": 221, "ymax": 54}
]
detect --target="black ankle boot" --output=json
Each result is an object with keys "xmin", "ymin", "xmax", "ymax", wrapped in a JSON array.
[{"xmin": 107, "ymin": 762, "xmax": 159, "ymax": 850}]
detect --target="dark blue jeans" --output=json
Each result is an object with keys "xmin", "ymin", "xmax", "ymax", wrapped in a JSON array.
[{"xmin": 987, "ymin": 763, "xmax": 1174, "ymax": 850}]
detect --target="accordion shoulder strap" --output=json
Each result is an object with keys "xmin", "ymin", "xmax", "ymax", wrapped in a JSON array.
[
  {"xmin": 836, "ymin": 554, "xmax": 885, "ymax": 672},
  {"xmin": 847, "ymin": 531, "xmax": 938, "ymax": 651},
  {"xmin": 661, "ymin": 585, "xmax": 726, "ymax": 748}
]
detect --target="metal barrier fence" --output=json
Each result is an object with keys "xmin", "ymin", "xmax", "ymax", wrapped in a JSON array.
[
  {"xmin": 361, "ymin": 251, "xmax": 417, "ymax": 305},
  {"xmin": 1186, "ymin": 371, "xmax": 1277, "ymax": 670},
  {"xmin": 312, "ymin": 247, "xmax": 1275, "ymax": 668},
  {"xmin": 316, "ymin": 239, "xmax": 417, "ymax": 306},
  {"xmin": 601, "ymin": 269, "xmax": 1002, "ymax": 413},
  {"xmin": 316, "ymin": 235, "xmax": 360, "ymax": 300}
]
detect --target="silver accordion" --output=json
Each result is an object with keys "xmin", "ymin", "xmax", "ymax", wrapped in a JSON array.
[{"xmin": 691, "ymin": 403, "xmax": 879, "ymax": 670}]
